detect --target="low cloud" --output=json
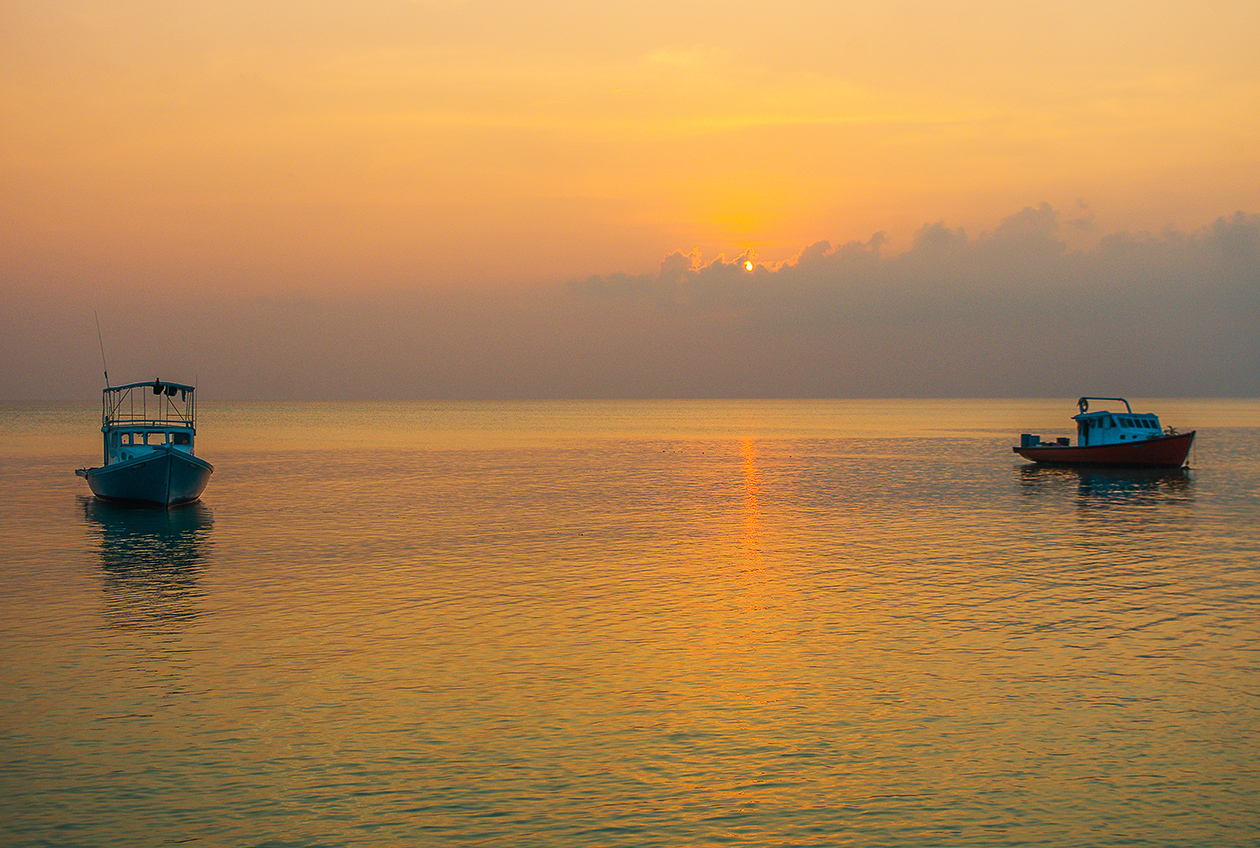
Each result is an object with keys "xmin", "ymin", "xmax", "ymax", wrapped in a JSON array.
[
  {"xmin": 558, "ymin": 206, "xmax": 1258, "ymax": 397},
  {"xmin": 4, "ymin": 206, "xmax": 1258, "ymax": 399}
]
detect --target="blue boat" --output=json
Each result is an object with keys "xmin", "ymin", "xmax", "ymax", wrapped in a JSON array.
[{"xmin": 75, "ymin": 380, "xmax": 214, "ymax": 506}]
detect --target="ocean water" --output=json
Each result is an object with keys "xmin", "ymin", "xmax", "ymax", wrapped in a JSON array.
[{"xmin": 1, "ymin": 398, "xmax": 1258, "ymax": 847}]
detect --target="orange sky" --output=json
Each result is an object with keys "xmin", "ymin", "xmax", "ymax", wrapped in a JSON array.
[
  {"xmin": 4, "ymin": 0, "xmax": 1258, "ymax": 296},
  {"xmin": 3, "ymin": 1, "xmax": 1259, "ymax": 400}
]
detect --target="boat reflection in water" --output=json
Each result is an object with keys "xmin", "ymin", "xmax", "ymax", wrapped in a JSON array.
[
  {"xmin": 80, "ymin": 497, "xmax": 214, "ymax": 632},
  {"xmin": 1016, "ymin": 463, "xmax": 1194, "ymax": 518}
]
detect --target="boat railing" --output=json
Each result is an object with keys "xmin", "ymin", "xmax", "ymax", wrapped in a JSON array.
[
  {"xmin": 102, "ymin": 381, "xmax": 197, "ymax": 429},
  {"xmin": 106, "ymin": 418, "xmax": 195, "ymax": 431}
]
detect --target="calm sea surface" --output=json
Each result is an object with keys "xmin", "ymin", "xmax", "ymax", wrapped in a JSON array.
[{"xmin": 2, "ymin": 399, "xmax": 1258, "ymax": 847}]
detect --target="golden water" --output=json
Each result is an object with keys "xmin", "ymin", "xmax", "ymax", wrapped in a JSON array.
[{"xmin": 2, "ymin": 399, "xmax": 1258, "ymax": 845}]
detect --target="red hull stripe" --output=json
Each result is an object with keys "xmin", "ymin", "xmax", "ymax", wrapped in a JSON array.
[{"xmin": 1013, "ymin": 431, "xmax": 1195, "ymax": 467}]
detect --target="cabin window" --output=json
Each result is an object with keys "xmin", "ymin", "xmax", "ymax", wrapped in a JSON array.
[{"xmin": 173, "ymin": 432, "xmax": 190, "ymax": 445}]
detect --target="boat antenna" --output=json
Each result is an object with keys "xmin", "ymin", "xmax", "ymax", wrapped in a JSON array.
[{"xmin": 93, "ymin": 311, "xmax": 111, "ymax": 388}]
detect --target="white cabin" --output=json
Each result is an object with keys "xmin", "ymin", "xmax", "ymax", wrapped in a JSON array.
[
  {"xmin": 107, "ymin": 426, "xmax": 196, "ymax": 464},
  {"xmin": 1072, "ymin": 397, "xmax": 1165, "ymax": 447},
  {"xmin": 98, "ymin": 380, "xmax": 199, "ymax": 466}
]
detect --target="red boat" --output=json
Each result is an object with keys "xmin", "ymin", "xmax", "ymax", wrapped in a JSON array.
[{"xmin": 1013, "ymin": 397, "xmax": 1195, "ymax": 467}]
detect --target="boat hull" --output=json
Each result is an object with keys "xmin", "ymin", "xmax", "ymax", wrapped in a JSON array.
[
  {"xmin": 77, "ymin": 448, "xmax": 214, "ymax": 506},
  {"xmin": 1013, "ymin": 431, "xmax": 1195, "ymax": 467}
]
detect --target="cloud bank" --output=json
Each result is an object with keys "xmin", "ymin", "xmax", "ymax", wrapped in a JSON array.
[{"xmin": 4, "ymin": 205, "xmax": 1258, "ymax": 399}]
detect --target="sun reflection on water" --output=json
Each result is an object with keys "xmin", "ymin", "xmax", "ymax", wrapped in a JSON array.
[{"xmin": 740, "ymin": 438, "xmax": 763, "ymax": 574}]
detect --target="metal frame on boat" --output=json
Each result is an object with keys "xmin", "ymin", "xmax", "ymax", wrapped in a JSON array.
[
  {"xmin": 1013, "ymin": 397, "xmax": 1194, "ymax": 467},
  {"xmin": 75, "ymin": 380, "xmax": 214, "ymax": 506}
]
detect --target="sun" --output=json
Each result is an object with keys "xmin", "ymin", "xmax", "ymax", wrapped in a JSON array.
[{"xmin": 744, "ymin": 260, "xmax": 754, "ymax": 272}]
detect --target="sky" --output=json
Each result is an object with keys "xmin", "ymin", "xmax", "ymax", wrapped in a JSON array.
[{"xmin": 2, "ymin": 0, "xmax": 1258, "ymax": 399}]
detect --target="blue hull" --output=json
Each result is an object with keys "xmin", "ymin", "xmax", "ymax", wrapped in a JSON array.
[{"xmin": 78, "ymin": 448, "xmax": 214, "ymax": 506}]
